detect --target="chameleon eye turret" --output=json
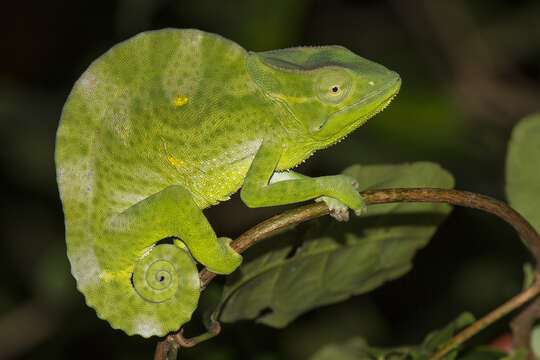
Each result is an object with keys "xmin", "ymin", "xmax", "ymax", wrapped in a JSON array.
[
  {"xmin": 315, "ymin": 67, "xmax": 352, "ymax": 105},
  {"xmin": 56, "ymin": 29, "xmax": 399, "ymax": 337}
]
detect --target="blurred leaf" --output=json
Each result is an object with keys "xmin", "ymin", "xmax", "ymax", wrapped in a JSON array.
[
  {"xmin": 500, "ymin": 349, "xmax": 528, "ymax": 360},
  {"xmin": 421, "ymin": 312, "xmax": 475, "ymax": 355},
  {"xmin": 370, "ymin": 88, "xmax": 467, "ymax": 155},
  {"xmin": 309, "ymin": 337, "xmax": 383, "ymax": 360},
  {"xmin": 172, "ymin": 0, "xmax": 310, "ymax": 50},
  {"xmin": 33, "ymin": 244, "xmax": 76, "ymax": 310},
  {"xmin": 309, "ymin": 313, "xmax": 477, "ymax": 360},
  {"xmin": 198, "ymin": 282, "xmax": 224, "ymax": 330},
  {"xmin": 115, "ymin": 0, "xmax": 169, "ymax": 37},
  {"xmin": 458, "ymin": 348, "xmax": 508, "ymax": 360},
  {"xmin": 218, "ymin": 162, "xmax": 454, "ymax": 327},
  {"xmin": 531, "ymin": 324, "xmax": 540, "ymax": 359},
  {"xmin": 523, "ymin": 263, "xmax": 535, "ymax": 290},
  {"xmin": 506, "ymin": 113, "xmax": 540, "ymax": 235},
  {"xmin": 0, "ymin": 82, "xmax": 61, "ymax": 194}
]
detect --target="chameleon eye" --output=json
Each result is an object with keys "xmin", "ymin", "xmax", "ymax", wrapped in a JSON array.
[
  {"xmin": 329, "ymin": 85, "xmax": 341, "ymax": 95},
  {"xmin": 316, "ymin": 68, "xmax": 352, "ymax": 105}
]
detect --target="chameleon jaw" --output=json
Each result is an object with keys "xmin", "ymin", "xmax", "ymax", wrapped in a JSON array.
[{"xmin": 312, "ymin": 75, "xmax": 401, "ymax": 144}]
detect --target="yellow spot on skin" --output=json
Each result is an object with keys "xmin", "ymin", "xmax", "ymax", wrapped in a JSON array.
[
  {"xmin": 167, "ymin": 155, "xmax": 187, "ymax": 167},
  {"xmin": 272, "ymin": 93, "xmax": 310, "ymax": 104},
  {"xmin": 173, "ymin": 95, "xmax": 189, "ymax": 107},
  {"xmin": 368, "ymin": 81, "xmax": 375, "ymax": 86},
  {"xmin": 100, "ymin": 266, "xmax": 134, "ymax": 282}
]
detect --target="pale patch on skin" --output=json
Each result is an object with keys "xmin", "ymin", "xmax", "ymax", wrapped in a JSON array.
[
  {"xmin": 271, "ymin": 93, "xmax": 311, "ymax": 104},
  {"xmin": 111, "ymin": 108, "xmax": 132, "ymax": 144},
  {"xmin": 161, "ymin": 30, "xmax": 206, "ymax": 101},
  {"xmin": 80, "ymin": 66, "xmax": 133, "ymax": 145},
  {"xmin": 110, "ymin": 190, "xmax": 148, "ymax": 212},
  {"xmin": 57, "ymin": 163, "xmax": 95, "ymax": 202},
  {"xmin": 134, "ymin": 316, "xmax": 164, "ymax": 338},
  {"xmin": 71, "ymin": 245, "xmax": 101, "ymax": 287},
  {"xmin": 79, "ymin": 73, "xmax": 99, "ymax": 93}
]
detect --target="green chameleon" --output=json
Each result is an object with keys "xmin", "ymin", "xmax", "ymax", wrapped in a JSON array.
[{"xmin": 55, "ymin": 28, "xmax": 400, "ymax": 338}]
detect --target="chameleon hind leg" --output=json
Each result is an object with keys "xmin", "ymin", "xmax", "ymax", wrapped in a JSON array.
[
  {"xmin": 107, "ymin": 185, "xmax": 242, "ymax": 274},
  {"xmin": 86, "ymin": 185, "xmax": 240, "ymax": 337}
]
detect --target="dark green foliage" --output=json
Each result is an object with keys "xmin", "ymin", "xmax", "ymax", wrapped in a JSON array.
[
  {"xmin": 218, "ymin": 163, "xmax": 453, "ymax": 327},
  {"xmin": 506, "ymin": 113, "xmax": 540, "ymax": 234}
]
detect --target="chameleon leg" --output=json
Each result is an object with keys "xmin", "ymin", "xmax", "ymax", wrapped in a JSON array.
[
  {"xmin": 269, "ymin": 170, "xmax": 359, "ymax": 221},
  {"xmin": 79, "ymin": 185, "xmax": 241, "ymax": 337},
  {"xmin": 107, "ymin": 185, "xmax": 242, "ymax": 274},
  {"xmin": 240, "ymin": 139, "xmax": 365, "ymax": 212}
]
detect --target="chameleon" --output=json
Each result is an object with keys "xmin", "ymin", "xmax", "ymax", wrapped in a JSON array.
[{"xmin": 55, "ymin": 28, "xmax": 400, "ymax": 338}]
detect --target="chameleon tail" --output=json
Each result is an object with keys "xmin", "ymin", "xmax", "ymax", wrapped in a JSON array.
[{"xmin": 77, "ymin": 244, "xmax": 200, "ymax": 338}]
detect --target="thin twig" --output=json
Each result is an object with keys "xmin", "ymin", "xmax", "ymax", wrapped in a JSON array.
[
  {"xmin": 360, "ymin": 188, "xmax": 540, "ymax": 267},
  {"xmin": 430, "ymin": 274, "xmax": 540, "ymax": 360},
  {"xmin": 153, "ymin": 336, "xmax": 178, "ymax": 360},
  {"xmin": 511, "ymin": 297, "xmax": 540, "ymax": 357},
  {"xmin": 155, "ymin": 188, "xmax": 540, "ymax": 360}
]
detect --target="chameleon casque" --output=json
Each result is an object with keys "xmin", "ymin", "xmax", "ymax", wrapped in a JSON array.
[{"xmin": 55, "ymin": 28, "xmax": 401, "ymax": 338}]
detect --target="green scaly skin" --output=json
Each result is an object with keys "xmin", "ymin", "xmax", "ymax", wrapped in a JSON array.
[{"xmin": 55, "ymin": 28, "xmax": 401, "ymax": 337}]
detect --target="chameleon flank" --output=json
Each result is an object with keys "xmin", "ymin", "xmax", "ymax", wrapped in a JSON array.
[{"xmin": 55, "ymin": 29, "xmax": 400, "ymax": 337}]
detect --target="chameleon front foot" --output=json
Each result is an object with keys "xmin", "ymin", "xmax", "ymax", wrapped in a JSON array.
[
  {"xmin": 316, "ymin": 196, "xmax": 351, "ymax": 221},
  {"xmin": 315, "ymin": 176, "xmax": 367, "ymax": 221},
  {"xmin": 316, "ymin": 194, "xmax": 367, "ymax": 221}
]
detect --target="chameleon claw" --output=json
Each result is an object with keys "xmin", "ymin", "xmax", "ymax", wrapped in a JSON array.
[
  {"xmin": 316, "ymin": 196, "xmax": 350, "ymax": 221},
  {"xmin": 354, "ymin": 207, "xmax": 368, "ymax": 216},
  {"xmin": 354, "ymin": 198, "xmax": 368, "ymax": 216}
]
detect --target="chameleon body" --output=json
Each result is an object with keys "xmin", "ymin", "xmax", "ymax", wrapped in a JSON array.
[{"xmin": 55, "ymin": 29, "xmax": 400, "ymax": 337}]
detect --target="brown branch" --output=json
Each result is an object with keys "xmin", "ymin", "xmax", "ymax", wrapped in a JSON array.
[
  {"xmin": 430, "ymin": 274, "xmax": 540, "ymax": 360},
  {"xmin": 153, "ymin": 337, "xmax": 178, "ymax": 360},
  {"xmin": 361, "ymin": 188, "xmax": 540, "ymax": 266},
  {"xmin": 155, "ymin": 188, "xmax": 540, "ymax": 360},
  {"xmin": 511, "ymin": 297, "xmax": 540, "ymax": 358}
]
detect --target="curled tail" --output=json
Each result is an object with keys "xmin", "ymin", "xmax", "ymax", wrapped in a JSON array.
[{"xmin": 71, "ymin": 243, "xmax": 200, "ymax": 337}]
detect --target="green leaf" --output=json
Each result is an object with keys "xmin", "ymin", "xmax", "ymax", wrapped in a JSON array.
[
  {"xmin": 458, "ymin": 348, "xmax": 509, "ymax": 360},
  {"xmin": 218, "ymin": 162, "xmax": 454, "ymax": 327},
  {"xmin": 522, "ymin": 263, "xmax": 535, "ymax": 290},
  {"xmin": 506, "ymin": 113, "xmax": 540, "ymax": 234},
  {"xmin": 309, "ymin": 337, "xmax": 385, "ymax": 360},
  {"xmin": 500, "ymin": 349, "xmax": 528, "ymax": 360},
  {"xmin": 421, "ymin": 312, "xmax": 475, "ymax": 355},
  {"xmin": 531, "ymin": 324, "xmax": 540, "ymax": 359},
  {"xmin": 309, "ymin": 314, "xmax": 478, "ymax": 360}
]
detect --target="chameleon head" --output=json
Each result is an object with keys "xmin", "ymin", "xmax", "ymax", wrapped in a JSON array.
[{"xmin": 247, "ymin": 45, "xmax": 401, "ymax": 146}]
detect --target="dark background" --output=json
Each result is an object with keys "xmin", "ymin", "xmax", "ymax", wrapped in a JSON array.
[{"xmin": 1, "ymin": 0, "xmax": 539, "ymax": 359}]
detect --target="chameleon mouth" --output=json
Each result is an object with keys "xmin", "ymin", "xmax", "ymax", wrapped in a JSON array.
[{"xmin": 349, "ymin": 75, "xmax": 401, "ymax": 112}]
